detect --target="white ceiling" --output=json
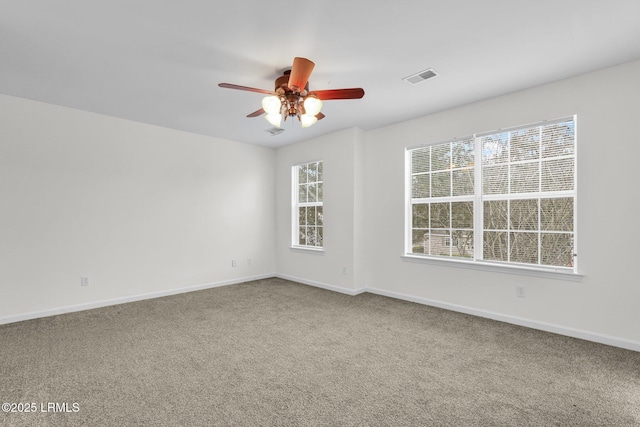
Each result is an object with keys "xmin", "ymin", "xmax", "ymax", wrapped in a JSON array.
[{"xmin": 2, "ymin": 1, "xmax": 640, "ymax": 148}]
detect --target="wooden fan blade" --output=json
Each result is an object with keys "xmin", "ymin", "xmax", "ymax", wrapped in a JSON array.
[
  {"xmin": 311, "ymin": 88, "xmax": 365, "ymax": 100},
  {"xmin": 316, "ymin": 112, "xmax": 325, "ymax": 120},
  {"xmin": 288, "ymin": 57, "xmax": 315, "ymax": 93},
  {"xmin": 218, "ymin": 83, "xmax": 276, "ymax": 95},
  {"xmin": 247, "ymin": 108, "xmax": 265, "ymax": 118}
]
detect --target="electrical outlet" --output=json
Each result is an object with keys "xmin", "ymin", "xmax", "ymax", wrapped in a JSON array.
[
  {"xmin": 516, "ymin": 285, "xmax": 526, "ymax": 298},
  {"xmin": 80, "ymin": 277, "xmax": 90, "ymax": 286},
  {"xmin": 231, "ymin": 260, "xmax": 237, "ymax": 267},
  {"xmin": 247, "ymin": 258, "xmax": 252, "ymax": 265},
  {"xmin": 342, "ymin": 266, "xmax": 347, "ymax": 275}
]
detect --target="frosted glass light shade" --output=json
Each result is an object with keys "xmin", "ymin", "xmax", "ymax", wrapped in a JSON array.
[
  {"xmin": 262, "ymin": 96, "xmax": 281, "ymax": 115},
  {"xmin": 265, "ymin": 113, "xmax": 282, "ymax": 127},
  {"xmin": 300, "ymin": 114, "xmax": 318, "ymax": 128},
  {"xmin": 303, "ymin": 97, "xmax": 322, "ymax": 116}
]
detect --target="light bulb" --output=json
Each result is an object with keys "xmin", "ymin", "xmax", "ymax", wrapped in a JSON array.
[
  {"xmin": 265, "ymin": 113, "xmax": 282, "ymax": 127},
  {"xmin": 300, "ymin": 114, "xmax": 318, "ymax": 128},
  {"xmin": 303, "ymin": 96, "xmax": 322, "ymax": 116},
  {"xmin": 262, "ymin": 96, "xmax": 281, "ymax": 115}
]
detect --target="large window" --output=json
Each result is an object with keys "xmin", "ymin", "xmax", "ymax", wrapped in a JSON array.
[
  {"xmin": 407, "ymin": 117, "xmax": 576, "ymax": 272},
  {"xmin": 293, "ymin": 161, "xmax": 323, "ymax": 248}
]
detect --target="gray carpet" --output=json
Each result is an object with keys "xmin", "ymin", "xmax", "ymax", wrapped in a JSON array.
[{"xmin": 1, "ymin": 277, "xmax": 639, "ymax": 426}]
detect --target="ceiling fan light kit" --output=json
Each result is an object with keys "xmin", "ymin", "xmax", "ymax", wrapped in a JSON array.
[
  {"xmin": 219, "ymin": 57, "xmax": 365, "ymax": 130},
  {"xmin": 262, "ymin": 96, "xmax": 281, "ymax": 115},
  {"xmin": 304, "ymin": 96, "xmax": 322, "ymax": 116},
  {"xmin": 265, "ymin": 113, "xmax": 283, "ymax": 127},
  {"xmin": 300, "ymin": 113, "xmax": 318, "ymax": 128}
]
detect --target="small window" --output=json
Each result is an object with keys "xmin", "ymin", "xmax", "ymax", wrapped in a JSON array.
[
  {"xmin": 443, "ymin": 236, "xmax": 459, "ymax": 247},
  {"xmin": 292, "ymin": 161, "xmax": 323, "ymax": 248}
]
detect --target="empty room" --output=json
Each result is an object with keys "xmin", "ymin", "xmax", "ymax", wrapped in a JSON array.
[{"xmin": 1, "ymin": 1, "xmax": 639, "ymax": 425}]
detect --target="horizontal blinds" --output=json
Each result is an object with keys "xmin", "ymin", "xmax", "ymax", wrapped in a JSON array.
[
  {"xmin": 408, "ymin": 117, "xmax": 576, "ymax": 269},
  {"xmin": 480, "ymin": 119, "xmax": 575, "ymax": 196}
]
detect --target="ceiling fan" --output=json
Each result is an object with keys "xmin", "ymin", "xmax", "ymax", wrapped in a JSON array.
[{"xmin": 218, "ymin": 57, "xmax": 365, "ymax": 129}]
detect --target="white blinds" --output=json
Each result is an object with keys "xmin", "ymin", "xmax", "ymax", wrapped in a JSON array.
[
  {"xmin": 481, "ymin": 120, "xmax": 575, "ymax": 196},
  {"xmin": 408, "ymin": 117, "xmax": 576, "ymax": 270}
]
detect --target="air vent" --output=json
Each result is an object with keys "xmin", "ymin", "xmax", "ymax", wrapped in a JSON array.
[
  {"xmin": 265, "ymin": 128, "xmax": 285, "ymax": 136},
  {"xmin": 403, "ymin": 68, "xmax": 438, "ymax": 85}
]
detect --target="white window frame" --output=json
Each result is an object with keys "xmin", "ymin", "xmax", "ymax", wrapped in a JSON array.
[
  {"xmin": 405, "ymin": 116, "xmax": 578, "ymax": 275},
  {"xmin": 292, "ymin": 160, "xmax": 324, "ymax": 250}
]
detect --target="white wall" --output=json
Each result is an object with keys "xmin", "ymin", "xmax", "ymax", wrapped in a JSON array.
[
  {"xmin": 0, "ymin": 94, "xmax": 276, "ymax": 322},
  {"xmin": 275, "ymin": 60, "xmax": 640, "ymax": 350},
  {"xmin": 362, "ymin": 60, "xmax": 640, "ymax": 349},
  {"xmin": 275, "ymin": 127, "xmax": 365, "ymax": 292}
]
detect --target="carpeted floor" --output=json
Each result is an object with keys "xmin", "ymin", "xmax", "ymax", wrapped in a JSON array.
[{"xmin": 1, "ymin": 277, "xmax": 639, "ymax": 426}]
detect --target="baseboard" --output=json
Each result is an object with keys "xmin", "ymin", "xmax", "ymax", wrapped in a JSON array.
[
  {"xmin": 4, "ymin": 274, "xmax": 638, "ymax": 353},
  {"xmin": 274, "ymin": 276, "xmax": 639, "ymax": 352},
  {"xmin": 0, "ymin": 273, "xmax": 276, "ymax": 326},
  {"xmin": 365, "ymin": 287, "xmax": 640, "ymax": 353},
  {"xmin": 275, "ymin": 273, "xmax": 367, "ymax": 296}
]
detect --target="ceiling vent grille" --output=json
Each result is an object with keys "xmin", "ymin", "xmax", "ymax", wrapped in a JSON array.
[
  {"xmin": 403, "ymin": 68, "xmax": 438, "ymax": 85},
  {"xmin": 265, "ymin": 127, "xmax": 285, "ymax": 136}
]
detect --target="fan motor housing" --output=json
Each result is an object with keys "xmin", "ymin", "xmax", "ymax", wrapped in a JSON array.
[
  {"xmin": 275, "ymin": 70, "xmax": 309, "ymax": 96},
  {"xmin": 275, "ymin": 74, "xmax": 289, "ymax": 93}
]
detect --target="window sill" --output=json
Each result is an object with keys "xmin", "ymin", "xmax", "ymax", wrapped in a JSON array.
[
  {"xmin": 401, "ymin": 254, "xmax": 583, "ymax": 281},
  {"xmin": 290, "ymin": 246, "xmax": 325, "ymax": 254}
]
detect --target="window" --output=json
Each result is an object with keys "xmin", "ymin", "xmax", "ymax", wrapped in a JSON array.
[
  {"xmin": 407, "ymin": 117, "xmax": 576, "ymax": 272},
  {"xmin": 443, "ymin": 237, "xmax": 459, "ymax": 247},
  {"xmin": 293, "ymin": 161, "xmax": 323, "ymax": 248}
]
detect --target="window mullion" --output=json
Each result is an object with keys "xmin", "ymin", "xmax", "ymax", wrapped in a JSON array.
[
  {"xmin": 449, "ymin": 143, "xmax": 453, "ymax": 258},
  {"xmin": 538, "ymin": 196, "xmax": 542, "ymax": 267},
  {"xmin": 537, "ymin": 126, "xmax": 543, "ymax": 266},
  {"xmin": 507, "ymin": 132, "xmax": 511, "ymax": 264},
  {"xmin": 474, "ymin": 136, "xmax": 483, "ymax": 261},
  {"xmin": 292, "ymin": 166, "xmax": 298, "ymax": 246},
  {"xmin": 406, "ymin": 150, "xmax": 412, "ymax": 255}
]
